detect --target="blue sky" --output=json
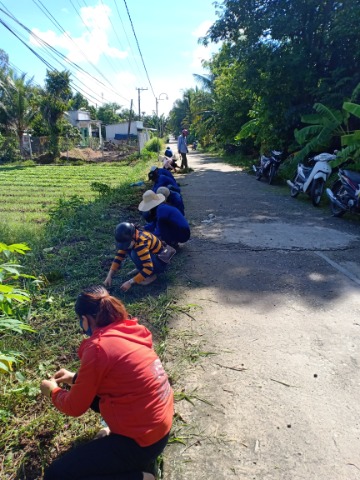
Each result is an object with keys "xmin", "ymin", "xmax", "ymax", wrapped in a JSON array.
[{"xmin": 0, "ymin": 0, "xmax": 220, "ymax": 115}]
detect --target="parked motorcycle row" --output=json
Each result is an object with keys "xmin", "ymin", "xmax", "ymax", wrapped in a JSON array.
[{"xmin": 253, "ymin": 151, "xmax": 360, "ymax": 218}]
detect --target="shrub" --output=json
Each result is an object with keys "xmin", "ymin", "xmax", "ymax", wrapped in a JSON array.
[
  {"xmin": 0, "ymin": 243, "xmax": 36, "ymax": 374},
  {"xmin": 0, "ymin": 134, "xmax": 21, "ymax": 163},
  {"xmin": 144, "ymin": 137, "xmax": 162, "ymax": 152}
]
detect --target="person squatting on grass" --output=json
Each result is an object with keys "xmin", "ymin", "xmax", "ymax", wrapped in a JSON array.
[
  {"xmin": 104, "ymin": 222, "xmax": 175, "ymax": 290},
  {"xmin": 139, "ymin": 190, "xmax": 191, "ymax": 248},
  {"xmin": 148, "ymin": 166, "xmax": 181, "ymax": 194},
  {"xmin": 40, "ymin": 285, "xmax": 174, "ymax": 480}
]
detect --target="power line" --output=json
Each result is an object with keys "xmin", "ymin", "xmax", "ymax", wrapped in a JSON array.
[
  {"xmin": 0, "ymin": 4, "xmax": 130, "ymax": 103},
  {"xmin": 122, "ymin": 0, "xmax": 156, "ymax": 98},
  {"xmin": 0, "ymin": 16, "xmax": 112, "ymax": 106},
  {"xmin": 31, "ymin": 0, "xmax": 116, "ymax": 89},
  {"xmin": 68, "ymin": 0, "xmax": 121, "ymax": 79},
  {"xmin": 111, "ymin": 0, "xmax": 145, "ymax": 81}
]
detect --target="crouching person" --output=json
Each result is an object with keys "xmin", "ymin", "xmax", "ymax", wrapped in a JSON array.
[
  {"xmin": 139, "ymin": 190, "xmax": 190, "ymax": 248},
  {"xmin": 104, "ymin": 222, "xmax": 175, "ymax": 290},
  {"xmin": 40, "ymin": 285, "xmax": 174, "ymax": 480}
]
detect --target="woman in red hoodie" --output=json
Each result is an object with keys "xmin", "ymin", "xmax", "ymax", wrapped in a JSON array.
[{"xmin": 40, "ymin": 285, "xmax": 173, "ymax": 480}]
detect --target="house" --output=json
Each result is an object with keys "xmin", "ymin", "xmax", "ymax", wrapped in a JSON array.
[
  {"xmin": 65, "ymin": 110, "xmax": 103, "ymax": 147},
  {"xmin": 105, "ymin": 121, "xmax": 154, "ymax": 151}
]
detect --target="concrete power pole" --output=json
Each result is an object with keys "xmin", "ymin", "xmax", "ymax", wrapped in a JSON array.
[{"xmin": 136, "ymin": 87, "xmax": 148, "ymax": 119}]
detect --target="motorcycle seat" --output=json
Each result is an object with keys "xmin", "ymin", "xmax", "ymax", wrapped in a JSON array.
[
  {"xmin": 299, "ymin": 164, "xmax": 312, "ymax": 174},
  {"xmin": 343, "ymin": 169, "xmax": 360, "ymax": 184}
]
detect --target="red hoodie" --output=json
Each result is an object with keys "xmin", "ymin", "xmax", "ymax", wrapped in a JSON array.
[{"xmin": 51, "ymin": 318, "xmax": 174, "ymax": 447}]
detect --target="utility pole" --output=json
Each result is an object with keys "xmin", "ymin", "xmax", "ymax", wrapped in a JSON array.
[
  {"xmin": 127, "ymin": 99, "xmax": 133, "ymax": 143},
  {"xmin": 136, "ymin": 87, "xmax": 148, "ymax": 119}
]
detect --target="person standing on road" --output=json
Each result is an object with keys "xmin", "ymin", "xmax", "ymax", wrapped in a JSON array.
[
  {"xmin": 177, "ymin": 129, "xmax": 189, "ymax": 170},
  {"xmin": 40, "ymin": 285, "xmax": 173, "ymax": 480}
]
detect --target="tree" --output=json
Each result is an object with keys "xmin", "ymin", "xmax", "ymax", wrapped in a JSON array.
[
  {"xmin": 69, "ymin": 91, "xmax": 90, "ymax": 111},
  {"xmin": 201, "ymin": 0, "xmax": 360, "ymax": 150},
  {"xmin": 0, "ymin": 71, "xmax": 39, "ymax": 155},
  {"xmin": 41, "ymin": 70, "xmax": 72, "ymax": 158},
  {"xmin": 96, "ymin": 102, "xmax": 122, "ymax": 125}
]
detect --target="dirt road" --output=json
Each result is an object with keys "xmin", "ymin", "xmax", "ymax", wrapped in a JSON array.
[{"xmin": 163, "ymin": 150, "xmax": 360, "ymax": 479}]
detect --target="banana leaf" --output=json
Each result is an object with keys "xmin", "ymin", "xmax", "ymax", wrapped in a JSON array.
[
  {"xmin": 341, "ymin": 130, "xmax": 360, "ymax": 146},
  {"xmin": 343, "ymin": 102, "xmax": 360, "ymax": 119},
  {"xmin": 313, "ymin": 103, "xmax": 344, "ymax": 126},
  {"xmin": 234, "ymin": 119, "xmax": 258, "ymax": 140}
]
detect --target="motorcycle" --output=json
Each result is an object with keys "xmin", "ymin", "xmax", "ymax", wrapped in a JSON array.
[
  {"xmin": 286, "ymin": 152, "xmax": 336, "ymax": 206},
  {"xmin": 326, "ymin": 160, "xmax": 360, "ymax": 217},
  {"xmin": 252, "ymin": 150, "xmax": 283, "ymax": 185},
  {"xmin": 192, "ymin": 140, "xmax": 198, "ymax": 151}
]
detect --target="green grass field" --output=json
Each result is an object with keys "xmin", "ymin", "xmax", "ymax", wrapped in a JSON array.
[{"xmin": 0, "ymin": 163, "xmax": 140, "ymax": 230}]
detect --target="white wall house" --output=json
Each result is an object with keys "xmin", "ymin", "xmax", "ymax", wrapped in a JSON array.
[
  {"xmin": 65, "ymin": 110, "xmax": 103, "ymax": 147},
  {"xmin": 105, "ymin": 121, "xmax": 153, "ymax": 151}
]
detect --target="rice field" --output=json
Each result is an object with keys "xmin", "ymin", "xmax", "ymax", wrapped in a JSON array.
[{"xmin": 0, "ymin": 162, "xmax": 146, "ymax": 230}]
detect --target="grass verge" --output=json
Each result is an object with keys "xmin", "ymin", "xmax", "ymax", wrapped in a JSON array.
[{"xmin": 0, "ymin": 154, "xmax": 187, "ymax": 479}]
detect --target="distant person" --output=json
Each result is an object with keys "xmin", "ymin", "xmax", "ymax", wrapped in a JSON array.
[
  {"xmin": 40, "ymin": 285, "xmax": 173, "ymax": 480},
  {"xmin": 177, "ymin": 129, "xmax": 189, "ymax": 169},
  {"xmin": 164, "ymin": 146, "xmax": 173, "ymax": 158},
  {"xmin": 104, "ymin": 222, "xmax": 173, "ymax": 289},
  {"xmin": 139, "ymin": 190, "xmax": 190, "ymax": 247},
  {"xmin": 148, "ymin": 165, "xmax": 175, "ymax": 181},
  {"xmin": 162, "ymin": 147, "xmax": 178, "ymax": 172},
  {"xmin": 156, "ymin": 186, "xmax": 185, "ymax": 215}
]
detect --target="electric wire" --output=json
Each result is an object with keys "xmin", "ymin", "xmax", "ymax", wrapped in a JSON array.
[
  {"xmin": 68, "ymin": 0, "xmax": 120, "ymax": 78},
  {"xmin": 112, "ymin": 0, "xmax": 145, "ymax": 82},
  {"xmin": 99, "ymin": 0, "xmax": 144, "ymax": 81},
  {"xmin": 31, "ymin": 0, "xmax": 116, "ymax": 88},
  {"xmin": 0, "ymin": 4, "xmax": 130, "ymax": 103},
  {"xmin": 0, "ymin": 17, "xmax": 113, "ymax": 106},
  {"xmin": 122, "ymin": 0, "xmax": 157, "ymax": 98}
]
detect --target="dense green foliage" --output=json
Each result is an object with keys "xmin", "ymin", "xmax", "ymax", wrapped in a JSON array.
[{"xmin": 169, "ymin": 0, "xmax": 360, "ymax": 161}]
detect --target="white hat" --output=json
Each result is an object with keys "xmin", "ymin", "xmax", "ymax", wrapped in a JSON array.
[
  {"xmin": 149, "ymin": 166, "xmax": 158, "ymax": 172},
  {"xmin": 156, "ymin": 186, "xmax": 170, "ymax": 198},
  {"xmin": 138, "ymin": 190, "xmax": 165, "ymax": 212}
]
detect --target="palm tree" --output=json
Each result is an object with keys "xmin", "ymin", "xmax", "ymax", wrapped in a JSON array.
[{"xmin": 0, "ymin": 71, "xmax": 38, "ymax": 155}]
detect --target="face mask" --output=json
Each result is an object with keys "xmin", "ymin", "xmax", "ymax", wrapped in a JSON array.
[{"xmin": 79, "ymin": 317, "xmax": 92, "ymax": 337}]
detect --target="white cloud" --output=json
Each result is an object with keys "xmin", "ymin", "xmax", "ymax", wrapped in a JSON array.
[
  {"xmin": 29, "ymin": 3, "xmax": 127, "ymax": 65},
  {"xmin": 190, "ymin": 20, "xmax": 219, "ymax": 70},
  {"xmin": 192, "ymin": 20, "xmax": 213, "ymax": 38}
]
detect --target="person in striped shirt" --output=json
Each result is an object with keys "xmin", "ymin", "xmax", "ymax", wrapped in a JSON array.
[{"xmin": 104, "ymin": 223, "xmax": 168, "ymax": 291}]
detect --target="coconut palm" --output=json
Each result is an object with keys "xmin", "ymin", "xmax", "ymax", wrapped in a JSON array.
[{"xmin": 0, "ymin": 71, "xmax": 38, "ymax": 156}]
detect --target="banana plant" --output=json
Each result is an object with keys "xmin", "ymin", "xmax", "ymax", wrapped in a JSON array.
[
  {"xmin": 339, "ymin": 102, "xmax": 360, "ymax": 161},
  {"xmin": 294, "ymin": 103, "xmax": 349, "ymax": 161}
]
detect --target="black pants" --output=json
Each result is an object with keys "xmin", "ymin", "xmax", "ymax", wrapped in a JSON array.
[
  {"xmin": 180, "ymin": 152, "xmax": 188, "ymax": 169},
  {"xmin": 44, "ymin": 432, "xmax": 169, "ymax": 480}
]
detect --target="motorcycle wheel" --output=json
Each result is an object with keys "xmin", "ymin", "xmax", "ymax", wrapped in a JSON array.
[
  {"xmin": 268, "ymin": 165, "xmax": 276, "ymax": 185},
  {"xmin": 311, "ymin": 178, "xmax": 325, "ymax": 206},
  {"xmin": 255, "ymin": 168, "xmax": 262, "ymax": 181},
  {"xmin": 290, "ymin": 174, "xmax": 300, "ymax": 197},
  {"xmin": 330, "ymin": 182, "xmax": 346, "ymax": 217}
]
